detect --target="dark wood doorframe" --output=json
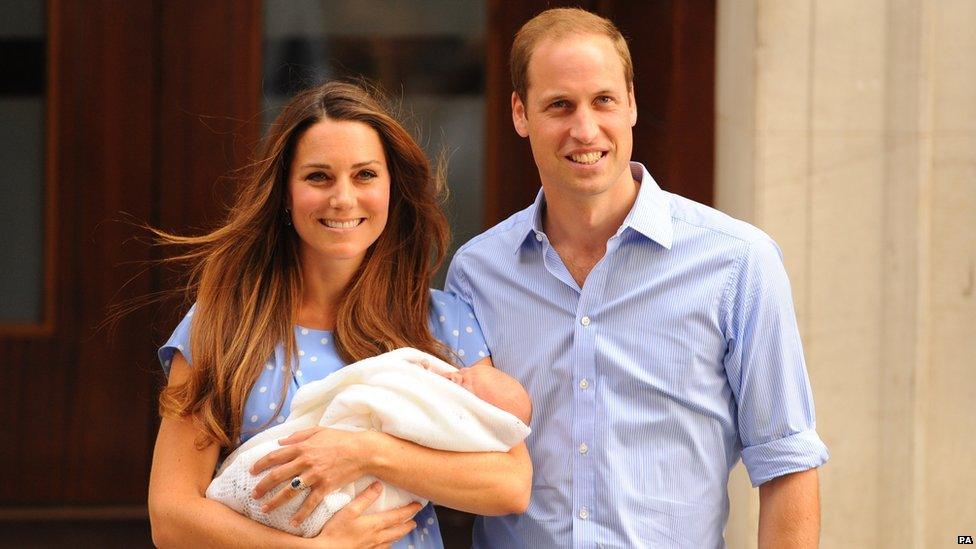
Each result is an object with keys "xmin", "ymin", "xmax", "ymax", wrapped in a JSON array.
[{"xmin": 484, "ymin": 0, "xmax": 716, "ymax": 226}]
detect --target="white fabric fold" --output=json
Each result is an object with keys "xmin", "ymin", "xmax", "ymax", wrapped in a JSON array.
[{"xmin": 206, "ymin": 347, "xmax": 531, "ymax": 537}]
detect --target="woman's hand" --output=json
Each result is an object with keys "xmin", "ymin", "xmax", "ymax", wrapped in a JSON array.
[
  {"xmin": 315, "ymin": 482, "xmax": 421, "ymax": 548},
  {"xmin": 251, "ymin": 426, "xmax": 374, "ymax": 522}
]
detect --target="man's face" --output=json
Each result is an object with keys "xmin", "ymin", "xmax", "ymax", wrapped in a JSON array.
[{"xmin": 512, "ymin": 33, "xmax": 637, "ymax": 200}]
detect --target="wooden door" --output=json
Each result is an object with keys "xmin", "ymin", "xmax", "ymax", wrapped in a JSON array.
[{"xmin": 0, "ymin": 1, "xmax": 262, "ymax": 536}]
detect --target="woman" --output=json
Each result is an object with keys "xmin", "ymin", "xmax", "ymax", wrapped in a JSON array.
[{"xmin": 148, "ymin": 81, "xmax": 531, "ymax": 548}]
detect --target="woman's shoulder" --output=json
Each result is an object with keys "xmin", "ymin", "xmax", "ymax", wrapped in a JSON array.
[
  {"xmin": 158, "ymin": 303, "xmax": 198, "ymax": 374},
  {"xmin": 427, "ymin": 289, "xmax": 487, "ymax": 366},
  {"xmin": 427, "ymin": 289, "xmax": 475, "ymax": 321}
]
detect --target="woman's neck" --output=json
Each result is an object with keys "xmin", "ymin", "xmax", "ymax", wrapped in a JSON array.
[{"xmin": 296, "ymin": 249, "xmax": 363, "ymax": 330}]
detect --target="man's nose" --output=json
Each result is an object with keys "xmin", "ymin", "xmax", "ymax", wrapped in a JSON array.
[{"xmin": 569, "ymin": 107, "xmax": 599, "ymax": 143}]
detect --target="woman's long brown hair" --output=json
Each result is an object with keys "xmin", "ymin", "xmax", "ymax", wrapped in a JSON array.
[{"xmin": 156, "ymin": 81, "xmax": 451, "ymax": 449}]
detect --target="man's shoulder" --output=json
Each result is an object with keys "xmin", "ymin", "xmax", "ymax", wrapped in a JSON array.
[
  {"xmin": 665, "ymin": 191, "xmax": 774, "ymax": 248},
  {"xmin": 453, "ymin": 203, "xmax": 535, "ymax": 261}
]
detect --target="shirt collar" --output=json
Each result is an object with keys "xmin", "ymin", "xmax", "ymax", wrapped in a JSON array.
[
  {"xmin": 619, "ymin": 162, "xmax": 673, "ymax": 248},
  {"xmin": 515, "ymin": 161, "xmax": 673, "ymax": 253}
]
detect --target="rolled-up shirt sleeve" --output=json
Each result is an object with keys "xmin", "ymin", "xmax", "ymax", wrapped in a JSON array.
[{"xmin": 722, "ymin": 237, "xmax": 829, "ymax": 487}]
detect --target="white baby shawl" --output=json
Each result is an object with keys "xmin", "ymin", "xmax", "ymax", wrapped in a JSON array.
[{"xmin": 206, "ymin": 347, "xmax": 531, "ymax": 537}]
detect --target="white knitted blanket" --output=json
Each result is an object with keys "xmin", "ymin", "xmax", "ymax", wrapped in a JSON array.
[{"xmin": 206, "ymin": 347, "xmax": 531, "ymax": 537}]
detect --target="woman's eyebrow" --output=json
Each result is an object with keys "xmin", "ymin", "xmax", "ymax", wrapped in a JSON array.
[
  {"xmin": 351, "ymin": 160, "xmax": 381, "ymax": 168},
  {"xmin": 298, "ymin": 160, "xmax": 380, "ymax": 169}
]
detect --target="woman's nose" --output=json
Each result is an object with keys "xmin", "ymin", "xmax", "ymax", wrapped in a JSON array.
[{"xmin": 329, "ymin": 180, "xmax": 355, "ymax": 209}]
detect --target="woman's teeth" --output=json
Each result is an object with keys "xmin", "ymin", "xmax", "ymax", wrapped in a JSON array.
[
  {"xmin": 321, "ymin": 219, "xmax": 363, "ymax": 229},
  {"xmin": 570, "ymin": 151, "xmax": 603, "ymax": 164}
]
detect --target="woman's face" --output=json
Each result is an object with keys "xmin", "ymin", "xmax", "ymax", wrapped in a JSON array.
[{"xmin": 287, "ymin": 118, "xmax": 391, "ymax": 269}]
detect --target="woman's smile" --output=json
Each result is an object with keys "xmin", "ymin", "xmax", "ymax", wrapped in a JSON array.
[{"xmin": 319, "ymin": 218, "xmax": 365, "ymax": 231}]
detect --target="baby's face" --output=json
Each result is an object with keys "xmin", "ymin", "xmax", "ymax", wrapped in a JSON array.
[
  {"xmin": 414, "ymin": 357, "xmax": 475, "ymax": 392},
  {"xmin": 412, "ymin": 356, "xmax": 531, "ymax": 424},
  {"xmin": 415, "ymin": 358, "xmax": 503, "ymax": 400}
]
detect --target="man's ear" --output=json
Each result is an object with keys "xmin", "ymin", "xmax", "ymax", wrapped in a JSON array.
[
  {"xmin": 512, "ymin": 92, "xmax": 529, "ymax": 138},
  {"xmin": 628, "ymin": 85, "xmax": 638, "ymax": 127}
]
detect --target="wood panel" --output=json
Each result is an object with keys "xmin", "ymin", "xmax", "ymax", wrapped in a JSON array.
[
  {"xmin": 154, "ymin": 0, "xmax": 263, "ymax": 341},
  {"xmin": 157, "ymin": 1, "xmax": 263, "ymax": 236},
  {"xmin": 484, "ymin": 0, "xmax": 716, "ymax": 225},
  {"xmin": 0, "ymin": 0, "xmax": 157, "ymax": 505},
  {"xmin": 602, "ymin": 0, "xmax": 716, "ymax": 205},
  {"xmin": 0, "ymin": 0, "xmax": 263, "ymax": 511}
]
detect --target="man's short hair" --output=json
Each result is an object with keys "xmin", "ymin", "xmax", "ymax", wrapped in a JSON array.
[{"xmin": 510, "ymin": 8, "xmax": 634, "ymax": 102}]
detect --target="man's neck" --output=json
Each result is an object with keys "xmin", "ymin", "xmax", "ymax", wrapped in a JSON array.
[
  {"xmin": 542, "ymin": 177, "xmax": 639, "ymax": 255},
  {"xmin": 541, "ymin": 173, "xmax": 640, "ymax": 286}
]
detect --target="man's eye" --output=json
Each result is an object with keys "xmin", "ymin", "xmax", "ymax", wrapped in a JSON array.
[
  {"xmin": 550, "ymin": 100, "xmax": 569, "ymax": 109},
  {"xmin": 596, "ymin": 96, "xmax": 613, "ymax": 104}
]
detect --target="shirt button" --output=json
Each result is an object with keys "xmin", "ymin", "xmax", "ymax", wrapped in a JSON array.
[
  {"xmin": 579, "ymin": 442, "xmax": 588, "ymax": 454},
  {"xmin": 535, "ymin": 233, "xmax": 543, "ymax": 241},
  {"xmin": 580, "ymin": 316, "xmax": 591, "ymax": 326},
  {"xmin": 579, "ymin": 506, "xmax": 589, "ymax": 520},
  {"xmin": 579, "ymin": 378, "xmax": 589, "ymax": 390}
]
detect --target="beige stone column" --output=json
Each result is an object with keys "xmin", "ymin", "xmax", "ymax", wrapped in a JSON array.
[{"xmin": 716, "ymin": 1, "xmax": 975, "ymax": 547}]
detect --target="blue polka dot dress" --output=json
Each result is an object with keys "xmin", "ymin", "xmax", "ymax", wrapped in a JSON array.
[{"xmin": 158, "ymin": 289, "xmax": 490, "ymax": 549}]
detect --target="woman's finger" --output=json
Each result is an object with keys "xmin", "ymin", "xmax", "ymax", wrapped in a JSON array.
[
  {"xmin": 289, "ymin": 485, "xmax": 326, "ymax": 526},
  {"xmin": 376, "ymin": 519, "xmax": 418, "ymax": 545},
  {"xmin": 250, "ymin": 444, "xmax": 301, "ymax": 475},
  {"xmin": 252, "ymin": 458, "xmax": 307, "ymax": 500},
  {"xmin": 366, "ymin": 501, "xmax": 423, "ymax": 529},
  {"xmin": 278, "ymin": 427, "xmax": 322, "ymax": 445},
  {"xmin": 335, "ymin": 481, "xmax": 383, "ymax": 517},
  {"xmin": 261, "ymin": 467, "xmax": 314, "ymax": 513}
]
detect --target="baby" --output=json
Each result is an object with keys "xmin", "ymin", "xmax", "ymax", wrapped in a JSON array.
[
  {"xmin": 417, "ymin": 356, "xmax": 532, "ymax": 425},
  {"xmin": 206, "ymin": 348, "xmax": 531, "ymax": 537}
]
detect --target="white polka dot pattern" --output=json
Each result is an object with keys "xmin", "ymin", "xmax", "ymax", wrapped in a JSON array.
[{"xmin": 156, "ymin": 290, "xmax": 485, "ymax": 548}]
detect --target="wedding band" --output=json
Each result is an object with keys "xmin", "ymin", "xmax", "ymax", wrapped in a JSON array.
[{"xmin": 290, "ymin": 476, "xmax": 309, "ymax": 491}]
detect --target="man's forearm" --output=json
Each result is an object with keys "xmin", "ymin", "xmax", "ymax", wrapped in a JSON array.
[
  {"xmin": 362, "ymin": 430, "xmax": 532, "ymax": 515},
  {"xmin": 758, "ymin": 468, "xmax": 821, "ymax": 548}
]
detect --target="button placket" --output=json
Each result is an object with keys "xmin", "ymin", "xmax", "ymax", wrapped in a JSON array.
[{"xmin": 572, "ymin": 257, "xmax": 608, "ymax": 546}]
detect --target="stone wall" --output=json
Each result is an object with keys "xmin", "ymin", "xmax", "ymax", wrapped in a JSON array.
[{"xmin": 716, "ymin": 1, "xmax": 976, "ymax": 546}]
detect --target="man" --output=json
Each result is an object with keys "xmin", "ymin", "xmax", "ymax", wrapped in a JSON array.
[{"xmin": 446, "ymin": 8, "xmax": 828, "ymax": 548}]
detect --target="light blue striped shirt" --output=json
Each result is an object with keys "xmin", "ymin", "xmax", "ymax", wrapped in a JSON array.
[{"xmin": 446, "ymin": 162, "xmax": 828, "ymax": 548}]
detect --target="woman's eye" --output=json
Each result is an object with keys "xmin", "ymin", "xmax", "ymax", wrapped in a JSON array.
[
  {"xmin": 306, "ymin": 171, "xmax": 329, "ymax": 182},
  {"xmin": 358, "ymin": 169, "xmax": 377, "ymax": 180}
]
